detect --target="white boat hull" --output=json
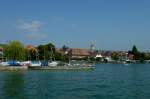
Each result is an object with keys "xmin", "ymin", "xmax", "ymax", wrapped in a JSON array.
[{"xmin": 48, "ymin": 61, "xmax": 58, "ymax": 66}]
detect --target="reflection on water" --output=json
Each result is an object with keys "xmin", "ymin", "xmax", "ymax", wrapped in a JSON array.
[
  {"xmin": 1, "ymin": 72, "xmax": 25, "ymax": 99},
  {"xmin": 0, "ymin": 64, "xmax": 150, "ymax": 99},
  {"xmin": 24, "ymin": 71, "xmax": 53, "ymax": 99}
]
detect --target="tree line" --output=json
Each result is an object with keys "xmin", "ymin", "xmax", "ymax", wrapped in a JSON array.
[
  {"xmin": 2, "ymin": 40, "xmax": 66, "ymax": 61},
  {"xmin": 1, "ymin": 41, "xmax": 150, "ymax": 62},
  {"xmin": 111, "ymin": 45, "xmax": 150, "ymax": 61},
  {"xmin": 129, "ymin": 45, "xmax": 150, "ymax": 61}
]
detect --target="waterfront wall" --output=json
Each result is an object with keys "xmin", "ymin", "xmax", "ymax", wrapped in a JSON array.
[{"xmin": 0, "ymin": 66, "xmax": 28, "ymax": 71}]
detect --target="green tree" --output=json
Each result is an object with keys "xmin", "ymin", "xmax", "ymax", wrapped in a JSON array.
[
  {"xmin": 4, "ymin": 41, "xmax": 25, "ymax": 61},
  {"xmin": 131, "ymin": 45, "xmax": 141, "ymax": 60},
  {"xmin": 132, "ymin": 45, "xmax": 138, "ymax": 55},
  {"xmin": 25, "ymin": 47, "xmax": 38, "ymax": 60},
  {"xmin": 55, "ymin": 52, "xmax": 64, "ymax": 61},
  {"xmin": 140, "ymin": 52, "xmax": 146, "ymax": 62},
  {"xmin": 111, "ymin": 52, "xmax": 120, "ymax": 60},
  {"xmin": 37, "ymin": 43, "xmax": 55, "ymax": 60}
]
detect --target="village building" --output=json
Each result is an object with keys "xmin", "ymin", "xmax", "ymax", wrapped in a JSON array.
[
  {"xmin": 70, "ymin": 48, "xmax": 91, "ymax": 59},
  {"xmin": 56, "ymin": 48, "xmax": 91, "ymax": 59}
]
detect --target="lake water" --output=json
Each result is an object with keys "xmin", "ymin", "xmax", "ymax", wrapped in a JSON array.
[{"xmin": 0, "ymin": 64, "xmax": 150, "ymax": 99}]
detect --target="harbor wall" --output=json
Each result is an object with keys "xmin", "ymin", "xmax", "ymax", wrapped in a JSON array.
[{"xmin": 0, "ymin": 66, "xmax": 28, "ymax": 71}]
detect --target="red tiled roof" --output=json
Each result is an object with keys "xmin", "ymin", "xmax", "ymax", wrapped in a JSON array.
[
  {"xmin": 26, "ymin": 45, "xmax": 33, "ymax": 49},
  {"xmin": 71, "ymin": 48, "xmax": 90, "ymax": 56}
]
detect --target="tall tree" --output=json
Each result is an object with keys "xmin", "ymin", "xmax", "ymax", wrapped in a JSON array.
[
  {"xmin": 111, "ymin": 52, "xmax": 120, "ymax": 60},
  {"xmin": 26, "ymin": 47, "xmax": 38, "ymax": 60},
  {"xmin": 4, "ymin": 41, "xmax": 25, "ymax": 61},
  {"xmin": 131, "ymin": 45, "xmax": 141, "ymax": 60},
  {"xmin": 37, "ymin": 43, "xmax": 55, "ymax": 60},
  {"xmin": 62, "ymin": 45, "xmax": 69, "ymax": 52},
  {"xmin": 132, "ymin": 45, "xmax": 138, "ymax": 55}
]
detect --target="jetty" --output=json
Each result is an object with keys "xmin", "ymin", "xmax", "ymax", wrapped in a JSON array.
[
  {"xmin": 0, "ymin": 60, "xmax": 95, "ymax": 71},
  {"xmin": 0, "ymin": 65, "xmax": 95, "ymax": 71},
  {"xmin": 28, "ymin": 65, "xmax": 95, "ymax": 70},
  {"xmin": 0, "ymin": 66, "xmax": 28, "ymax": 71}
]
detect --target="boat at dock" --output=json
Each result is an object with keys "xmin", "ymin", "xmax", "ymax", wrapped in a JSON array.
[
  {"xmin": 0, "ymin": 60, "xmax": 95, "ymax": 70},
  {"xmin": 30, "ymin": 61, "xmax": 41, "ymax": 66},
  {"xmin": 0, "ymin": 61, "xmax": 21, "ymax": 66},
  {"xmin": 48, "ymin": 61, "xmax": 58, "ymax": 66},
  {"xmin": 28, "ymin": 61, "xmax": 95, "ymax": 70}
]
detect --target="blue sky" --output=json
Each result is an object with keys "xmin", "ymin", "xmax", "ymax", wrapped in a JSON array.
[{"xmin": 0, "ymin": 0, "xmax": 150, "ymax": 51}]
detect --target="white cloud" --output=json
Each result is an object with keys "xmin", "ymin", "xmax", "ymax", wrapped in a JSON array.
[
  {"xmin": 16, "ymin": 19, "xmax": 48, "ymax": 40},
  {"xmin": 17, "ymin": 19, "xmax": 42, "ymax": 32}
]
